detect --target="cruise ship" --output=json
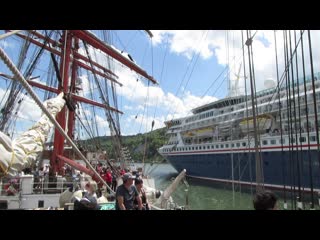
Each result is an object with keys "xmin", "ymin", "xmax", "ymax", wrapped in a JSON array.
[{"xmin": 159, "ymin": 73, "xmax": 320, "ymax": 190}]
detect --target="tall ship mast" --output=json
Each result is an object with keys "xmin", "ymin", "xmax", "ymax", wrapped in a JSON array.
[{"xmin": 0, "ymin": 30, "xmax": 157, "ymax": 196}]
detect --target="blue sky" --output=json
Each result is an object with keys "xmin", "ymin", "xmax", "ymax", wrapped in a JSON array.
[{"xmin": 1, "ymin": 30, "xmax": 320, "ymax": 140}]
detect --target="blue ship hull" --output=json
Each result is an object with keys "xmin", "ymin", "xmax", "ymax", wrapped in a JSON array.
[{"xmin": 163, "ymin": 150, "xmax": 320, "ymax": 189}]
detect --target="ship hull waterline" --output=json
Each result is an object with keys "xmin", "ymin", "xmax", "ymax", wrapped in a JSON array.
[{"xmin": 161, "ymin": 149, "xmax": 320, "ymax": 193}]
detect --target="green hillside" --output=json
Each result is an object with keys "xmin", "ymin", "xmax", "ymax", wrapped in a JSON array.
[{"xmin": 86, "ymin": 128, "xmax": 168, "ymax": 163}]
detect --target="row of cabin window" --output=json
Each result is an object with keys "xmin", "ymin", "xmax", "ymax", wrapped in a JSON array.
[
  {"xmin": 162, "ymin": 136, "xmax": 317, "ymax": 152},
  {"xmin": 183, "ymin": 91, "xmax": 320, "ymax": 131}
]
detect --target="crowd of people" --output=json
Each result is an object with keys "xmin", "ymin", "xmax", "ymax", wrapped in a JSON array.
[
  {"xmin": 8, "ymin": 161, "xmax": 280, "ymax": 211},
  {"xmin": 70, "ymin": 163, "xmax": 149, "ymax": 210}
]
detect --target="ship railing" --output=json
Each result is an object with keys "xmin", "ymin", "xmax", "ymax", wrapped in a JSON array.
[
  {"xmin": 268, "ymin": 127, "xmax": 316, "ymax": 136},
  {"xmin": 0, "ymin": 175, "xmax": 77, "ymax": 196},
  {"xmin": 33, "ymin": 179, "xmax": 77, "ymax": 194},
  {"xmin": 0, "ymin": 176, "xmax": 21, "ymax": 196}
]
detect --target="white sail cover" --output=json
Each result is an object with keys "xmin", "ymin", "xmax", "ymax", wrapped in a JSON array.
[{"xmin": 0, "ymin": 92, "xmax": 65, "ymax": 177}]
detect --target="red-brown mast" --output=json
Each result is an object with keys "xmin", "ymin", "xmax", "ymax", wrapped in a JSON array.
[{"xmin": 10, "ymin": 30, "xmax": 157, "ymax": 179}]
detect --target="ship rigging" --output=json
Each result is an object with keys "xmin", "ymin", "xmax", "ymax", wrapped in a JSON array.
[{"xmin": 0, "ymin": 30, "xmax": 158, "ymax": 188}]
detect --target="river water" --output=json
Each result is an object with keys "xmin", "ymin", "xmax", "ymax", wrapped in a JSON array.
[{"xmin": 142, "ymin": 163, "xmax": 318, "ymax": 210}]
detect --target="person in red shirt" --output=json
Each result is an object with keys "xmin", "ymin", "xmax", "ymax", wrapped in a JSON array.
[{"xmin": 104, "ymin": 168, "xmax": 112, "ymax": 193}]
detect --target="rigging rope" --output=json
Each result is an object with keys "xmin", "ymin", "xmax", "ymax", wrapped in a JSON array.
[
  {"xmin": 286, "ymin": 30, "xmax": 297, "ymax": 209},
  {"xmin": 82, "ymin": 40, "xmax": 122, "ymax": 161},
  {"xmin": 300, "ymin": 30, "xmax": 315, "ymax": 209},
  {"xmin": 289, "ymin": 30, "xmax": 302, "ymax": 208},
  {"xmin": 283, "ymin": 30, "xmax": 295, "ymax": 209},
  {"xmin": 274, "ymin": 30, "xmax": 287, "ymax": 208},
  {"xmin": 246, "ymin": 30, "xmax": 264, "ymax": 193},
  {"xmin": 293, "ymin": 30, "xmax": 305, "ymax": 207},
  {"xmin": 164, "ymin": 30, "xmax": 208, "ymax": 122},
  {"xmin": 241, "ymin": 30, "xmax": 254, "ymax": 198},
  {"xmin": 0, "ymin": 46, "xmax": 114, "ymax": 194},
  {"xmin": 2, "ymin": 31, "xmax": 53, "ymax": 133}
]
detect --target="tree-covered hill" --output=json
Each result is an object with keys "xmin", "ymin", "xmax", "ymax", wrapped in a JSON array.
[{"xmin": 85, "ymin": 127, "xmax": 168, "ymax": 163}]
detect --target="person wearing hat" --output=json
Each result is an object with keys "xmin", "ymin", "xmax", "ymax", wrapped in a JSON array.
[{"xmin": 115, "ymin": 173, "xmax": 142, "ymax": 210}]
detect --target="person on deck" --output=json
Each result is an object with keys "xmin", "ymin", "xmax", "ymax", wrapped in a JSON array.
[
  {"xmin": 134, "ymin": 178, "xmax": 149, "ymax": 210},
  {"xmin": 111, "ymin": 171, "xmax": 117, "ymax": 192},
  {"xmin": 253, "ymin": 190, "xmax": 278, "ymax": 210},
  {"xmin": 103, "ymin": 168, "xmax": 112, "ymax": 193},
  {"xmin": 84, "ymin": 180, "xmax": 98, "ymax": 200},
  {"xmin": 0, "ymin": 92, "xmax": 66, "ymax": 177},
  {"xmin": 120, "ymin": 168, "xmax": 126, "ymax": 176},
  {"xmin": 115, "ymin": 173, "xmax": 142, "ymax": 210}
]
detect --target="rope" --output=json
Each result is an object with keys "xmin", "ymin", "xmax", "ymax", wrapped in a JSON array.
[
  {"xmin": 0, "ymin": 46, "xmax": 114, "ymax": 194},
  {"xmin": 241, "ymin": 30, "xmax": 253, "ymax": 197},
  {"xmin": 286, "ymin": 30, "xmax": 297, "ymax": 209},
  {"xmin": 294, "ymin": 30, "xmax": 305, "ymax": 206},
  {"xmin": 0, "ymin": 30, "xmax": 22, "ymax": 40},
  {"xmin": 283, "ymin": 30, "xmax": 295, "ymax": 209},
  {"xmin": 246, "ymin": 30, "xmax": 264, "ymax": 193},
  {"xmin": 289, "ymin": 30, "xmax": 302, "ymax": 205},
  {"xmin": 274, "ymin": 30, "xmax": 287, "ymax": 205},
  {"xmin": 300, "ymin": 30, "xmax": 315, "ymax": 209},
  {"xmin": 165, "ymin": 31, "xmax": 208, "ymax": 122}
]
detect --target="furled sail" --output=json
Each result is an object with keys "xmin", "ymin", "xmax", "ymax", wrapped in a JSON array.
[{"xmin": 0, "ymin": 92, "xmax": 65, "ymax": 176}]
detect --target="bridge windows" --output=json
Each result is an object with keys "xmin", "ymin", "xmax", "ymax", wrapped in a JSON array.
[{"xmin": 299, "ymin": 137, "xmax": 306, "ymax": 143}]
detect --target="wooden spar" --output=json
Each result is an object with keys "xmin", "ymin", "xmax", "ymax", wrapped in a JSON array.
[
  {"xmin": 56, "ymin": 155, "xmax": 113, "ymax": 191},
  {"xmin": 70, "ymin": 30, "xmax": 158, "ymax": 84},
  {"xmin": 155, "ymin": 169, "xmax": 186, "ymax": 208},
  {"xmin": 11, "ymin": 31, "xmax": 121, "ymax": 86}
]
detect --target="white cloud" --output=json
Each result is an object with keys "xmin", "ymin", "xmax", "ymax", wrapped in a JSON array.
[
  {"xmin": 113, "ymin": 66, "xmax": 218, "ymax": 121},
  {"xmin": 77, "ymin": 74, "xmax": 92, "ymax": 98},
  {"xmin": 126, "ymin": 114, "xmax": 166, "ymax": 133},
  {"xmin": 0, "ymin": 89, "xmax": 43, "ymax": 138},
  {"xmin": 152, "ymin": 30, "xmax": 214, "ymax": 60},
  {"xmin": 123, "ymin": 105, "xmax": 133, "ymax": 110},
  {"xmin": 18, "ymin": 95, "xmax": 42, "ymax": 121},
  {"xmin": 151, "ymin": 30, "xmax": 320, "ymax": 94}
]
